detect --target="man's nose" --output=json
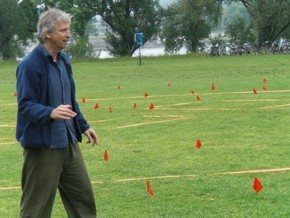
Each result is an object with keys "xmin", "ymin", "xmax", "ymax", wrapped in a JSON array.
[{"xmin": 66, "ymin": 29, "xmax": 71, "ymax": 37}]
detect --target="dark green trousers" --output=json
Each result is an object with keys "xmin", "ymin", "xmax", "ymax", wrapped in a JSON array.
[{"xmin": 19, "ymin": 143, "xmax": 96, "ymax": 218}]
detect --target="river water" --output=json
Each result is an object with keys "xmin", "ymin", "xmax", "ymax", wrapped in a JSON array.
[
  {"xmin": 91, "ymin": 37, "xmax": 188, "ymax": 59},
  {"xmin": 98, "ymin": 46, "xmax": 188, "ymax": 59},
  {"xmin": 21, "ymin": 37, "xmax": 188, "ymax": 60}
]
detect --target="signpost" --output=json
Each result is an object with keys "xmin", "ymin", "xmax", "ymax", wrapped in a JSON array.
[{"xmin": 134, "ymin": 32, "xmax": 143, "ymax": 65}]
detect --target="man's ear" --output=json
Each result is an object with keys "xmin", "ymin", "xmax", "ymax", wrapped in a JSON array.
[{"xmin": 44, "ymin": 29, "xmax": 51, "ymax": 39}]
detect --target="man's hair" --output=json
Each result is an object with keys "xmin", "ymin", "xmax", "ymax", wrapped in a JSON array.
[{"xmin": 36, "ymin": 8, "xmax": 71, "ymax": 43}]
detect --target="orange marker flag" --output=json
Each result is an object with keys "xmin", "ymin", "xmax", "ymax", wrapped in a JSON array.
[
  {"xmin": 14, "ymin": 91, "xmax": 17, "ymax": 97},
  {"xmin": 167, "ymin": 82, "xmax": 171, "ymax": 87},
  {"xmin": 94, "ymin": 103, "xmax": 99, "ymax": 110},
  {"xmin": 262, "ymin": 77, "xmax": 267, "ymax": 83},
  {"xmin": 133, "ymin": 103, "xmax": 137, "ymax": 109},
  {"xmin": 104, "ymin": 150, "xmax": 109, "ymax": 162},
  {"xmin": 117, "ymin": 85, "xmax": 121, "ymax": 90},
  {"xmin": 253, "ymin": 89, "xmax": 257, "ymax": 95},
  {"xmin": 262, "ymin": 85, "xmax": 267, "ymax": 91},
  {"xmin": 252, "ymin": 177, "xmax": 263, "ymax": 193},
  {"xmin": 190, "ymin": 90, "xmax": 195, "ymax": 95},
  {"xmin": 109, "ymin": 106, "xmax": 113, "ymax": 113},
  {"xmin": 82, "ymin": 97, "xmax": 87, "ymax": 103},
  {"xmin": 144, "ymin": 92, "xmax": 149, "ymax": 98},
  {"xmin": 146, "ymin": 181, "xmax": 154, "ymax": 198},
  {"xmin": 211, "ymin": 83, "xmax": 216, "ymax": 91},
  {"xmin": 196, "ymin": 139, "xmax": 202, "ymax": 149},
  {"xmin": 149, "ymin": 103, "xmax": 154, "ymax": 110},
  {"xmin": 196, "ymin": 95, "xmax": 201, "ymax": 101}
]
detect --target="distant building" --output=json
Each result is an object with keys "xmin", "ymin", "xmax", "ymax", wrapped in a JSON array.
[{"xmin": 89, "ymin": 15, "xmax": 108, "ymax": 35}]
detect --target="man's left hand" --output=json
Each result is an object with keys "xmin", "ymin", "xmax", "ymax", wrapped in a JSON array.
[{"xmin": 84, "ymin": 128, "xmax": 98, "ymax": 146}]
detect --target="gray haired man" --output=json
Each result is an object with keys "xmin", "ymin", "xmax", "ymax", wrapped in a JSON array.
[{"xmin": 16, "ymin": 8, "xmax": 97, "ymax": 217}]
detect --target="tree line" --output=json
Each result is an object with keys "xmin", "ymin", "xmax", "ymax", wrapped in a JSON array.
[{"xmin": 0, "ymin": 0, "xmax": 289, "ymax": 60}]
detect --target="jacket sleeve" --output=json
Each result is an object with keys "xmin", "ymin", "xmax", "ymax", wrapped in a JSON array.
[{"xmin": 16, "ymin": 59, "xmax": 54, "ymax": 126}]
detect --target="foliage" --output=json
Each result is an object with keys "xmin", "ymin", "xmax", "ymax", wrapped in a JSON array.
[
  {"xmin": 225, "ymin": 16, "xmax": 255, "ymax": 43},
  {"xmin": 222, "ymin": 1, "xmax": 251, "ymax": 29},
  {"xmin": 1, "ymin": 0, "xmax": 289, "ymax": 59},
  {"xmin": 0, "ymin": 0, "xmax": 37, "ymax": 60},
  {"xmin": 161, "ymin": 0, "xmax": 222, "ymax": 53},
  {"xmin": 238, "ymin": 0, "xmax": 290, "ymax": 45},
  {"xmin": 95, "ymin": 0, "xmax": 162, "ymax": 57}
]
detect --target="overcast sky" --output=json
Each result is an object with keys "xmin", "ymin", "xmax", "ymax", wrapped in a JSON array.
[{"xmin": 159, "ymin": 0, "xmax": 176, "ymax": 7}]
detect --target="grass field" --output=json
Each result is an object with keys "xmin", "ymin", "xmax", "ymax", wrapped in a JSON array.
[{"xmin": 1, "ymin": 53, "xmax": 290, "ymax": 217}]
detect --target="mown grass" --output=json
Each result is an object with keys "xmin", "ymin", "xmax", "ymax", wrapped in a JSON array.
[{"xmin": 0, "ymin": 53, "xmax": 290, "ymax": 217}]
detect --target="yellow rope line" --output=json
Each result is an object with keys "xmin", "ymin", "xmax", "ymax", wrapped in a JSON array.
[
  {"xmin": 116, "ymin": 117, "xmax": 189, "ymax": 129},
  {"xmin": 2, "ymin": 167, "xmax": 290, "ymax": 191}
]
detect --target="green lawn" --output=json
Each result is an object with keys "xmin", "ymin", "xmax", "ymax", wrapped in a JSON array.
[{"xmin": 1, "ymin": 54, "xmax": 290, "ymax": 217}]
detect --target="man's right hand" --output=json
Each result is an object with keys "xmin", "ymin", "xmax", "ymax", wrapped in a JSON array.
[{"xmin": 50, "ymin": 105, "xmax": 77, "ymax": 120}]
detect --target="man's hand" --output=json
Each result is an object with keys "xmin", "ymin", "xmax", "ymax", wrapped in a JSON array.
[
  {"xmin": 84, "ymin": 128, "xmax": 98, "ymax": 146},
  {"xmin": 50, "ymin": 105, "xmax": 77, "ymax": 120}
]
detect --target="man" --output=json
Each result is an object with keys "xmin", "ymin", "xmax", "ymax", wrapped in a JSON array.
[{"xmin": 16, "ymin": 8, "xmax": 98, "ymax": 217}]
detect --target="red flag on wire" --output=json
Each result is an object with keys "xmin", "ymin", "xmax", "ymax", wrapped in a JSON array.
[
  {"xmin": 104, "ymin": 150, "xmax": 108, "ymax": 162},
  {"xmin": 144, "ymin": 92, "xmax": 149, "ymax": 98},
  {"xmin": 196, "ymin": 139, "xmax": 202, "ymax": 149},
  {"xmin": 262, "ymin": 78, "xmax": 267, "ymax": 83},
  {"xmin": 94, "ymin": 103, "xmax": 99, "ymax": 110},
  {"xmin": 190, "ymin": 90, "xmax": 195, "ymax": 95},
  {"xmin": 196, "ymin": 95, "xmax": 201, "ymax": 101},
  {"xmin": 253, "ymin": 89, "xmax": 257, "ymax": 95},
  {"xmin": 82, "ymin": 97, "xmax": 87, "ymax": 103},
  {"xmin": 147, "ymin": 181, "xmax": 154, "ymax": 197},
  {"xmin": 167, "ymin": 82, "xmax": 171, "ymax": 87},
  {"xmin": 109, "ymin": 107, "xmax": 113, "ymax": 113},
  {"xmin": 133, "ymin": 103, "xmax": 137, "ymax": 109},
  {"xmin": 211, "ymin": 83, "xmax": 216, "ymax": 91},
  {"xmin": 14, "ymin": 91, "xmax": 17, "ymax": 97},
  {"xmin": 117, "ymin": 85, "xmax": 121, "ymax": 90},
  {"xmin": 149, "ymin": 103, "xmax": 154, "ymax": 110},
  {"xmin": 252, "ymin": 177, "xmax": 263, "ymax": 193}
]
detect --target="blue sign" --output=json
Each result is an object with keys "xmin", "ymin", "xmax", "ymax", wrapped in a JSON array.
[{"xmin": 134, "ymin": 32, "xmax": 143, "ymax": 46}]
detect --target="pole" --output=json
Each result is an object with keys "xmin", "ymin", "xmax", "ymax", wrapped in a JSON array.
[{"xmin": 138, "ymin": 46, "xmax": 142, "ymax": 66}]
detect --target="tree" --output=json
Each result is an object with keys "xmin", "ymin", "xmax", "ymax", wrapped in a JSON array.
[
  {"xmin": 238, "ymin": 0, "xmax": 290, "ymax": 45},
  {"xmin": 0, "ymin": 0, "xmax": 37, "ymax": 60},
  {"xmin": 161, "ymin": 0, "xmax": 222, "ymax": 53},
  {"xmin": 225, "ymin": 17, "xmax": 255, "ymax": 44},
  {"xmin": 222, "ymin": 1, "xmax": 251, "ymax": 29},
  {"xmin": 95, "ymin": 0, "xmax": 162, "ymax": 57}
]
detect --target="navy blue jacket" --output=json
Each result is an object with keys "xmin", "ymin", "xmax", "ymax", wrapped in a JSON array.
[{"xmin": 16, "ymin": 44, "xmax": 90, "ymax": 148}]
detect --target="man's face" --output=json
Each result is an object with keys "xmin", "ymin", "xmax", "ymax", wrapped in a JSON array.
[{"xmin": 46, "ymin": 21, "xmax": 71, "ymax": 51}]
